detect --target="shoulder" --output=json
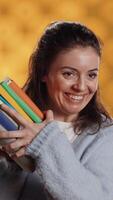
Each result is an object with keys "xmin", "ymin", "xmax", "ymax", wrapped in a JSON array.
[
  {"xmin": 101, "ymin": 114, "xmax": 113, "ymax": 127},
  {"xmin": 84, "ymin": 117, "xmax": 113, "ymax": 147},
  {"xmin": 87, "ymin": 115, "xmax": 113, "ymax": 136},
  {"xmin": 100, "ymin": 116, "xmax": 113, "ymax": 136},
  {"xmin": 80, "ymin": 118, "xmax": 113, "ymax": 163},
  {"xmin": 91, "ymin": 117, "xmax": 113, "ymax": 148}
]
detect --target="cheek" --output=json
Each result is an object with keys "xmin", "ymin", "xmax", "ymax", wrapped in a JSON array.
[
  {"xmin": 46, "ymin": 79, "xmax": 62, "ymax": 96},
  {"xmin": 48, "ymin": 77, "xmax": 67, "ymax": 92},
  {"xmin": 89, "ymin": 80, "xmax": 98, "ymax": 94}
]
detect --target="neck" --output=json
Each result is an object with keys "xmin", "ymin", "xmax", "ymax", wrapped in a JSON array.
[
  {"xmin": 52, "ymin": 111, "xmax": 78, "ymax": 122},
  {"xmin": 46, "ymin": 103, "xmax": 78, "ymax": 122}
]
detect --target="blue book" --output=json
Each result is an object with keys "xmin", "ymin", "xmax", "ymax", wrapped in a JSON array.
[
  {"xmin": 0, "ymin": 100, "xmax": 35, "ymax": 172},
  {"xmin": 0, "ymin": 109, "xmax": 18, "ymax": 131},
  {"xmin": 0, "ymin": 95, "xmax": 14, "ymax": 109},
  {"xmin": 0, "ymin": 103, "xmax": 18, "ymax": 145},
  {"xmin": 0, "ymin": 124, "xmax": 6, "ymax": 131}
]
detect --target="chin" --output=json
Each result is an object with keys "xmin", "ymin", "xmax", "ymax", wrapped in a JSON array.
[
  {"xmin": 64, "ymin": 106, "xmax": 86, "ymax": 116},
  {"xmin": 63, "ymin": 108, "xmax": 80, "ymax": 116}
]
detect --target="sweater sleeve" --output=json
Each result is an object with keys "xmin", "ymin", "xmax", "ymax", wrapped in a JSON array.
[{"xmin": 26, "ymin": 121, "xmax": 113, "ymax": 200}]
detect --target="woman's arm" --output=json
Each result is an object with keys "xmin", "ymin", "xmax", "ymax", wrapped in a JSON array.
[
  {"xmin": 26, "ymin": 122, "xmax": 113, "ymax": 200},
  {"xmin": 1, "ymin": 103, "xmax": 113, "ymax": 200}
]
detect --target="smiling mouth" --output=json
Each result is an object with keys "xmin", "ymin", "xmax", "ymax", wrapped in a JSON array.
[{"xmin": 65, "ymin": 93, "xmax": 85, "ymax": 102}]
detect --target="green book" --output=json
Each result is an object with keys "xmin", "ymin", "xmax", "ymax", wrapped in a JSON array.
[{"xmin": 1, "ymin": 80, "xmax": 42, "ymax": 123}]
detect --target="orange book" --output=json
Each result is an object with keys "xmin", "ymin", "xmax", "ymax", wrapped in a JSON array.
[
  {"xmin": 0, "ymin": 85, "xmax": 32, "ymax": 122},
  {"xmin": 7, "ymin": 78, "xmax": 44, "ymax": 120}
]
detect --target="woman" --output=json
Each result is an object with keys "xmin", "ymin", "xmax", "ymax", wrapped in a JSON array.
[{"xmin": 0, "ymin": 21, "xmax": 113, "ymax": 200}]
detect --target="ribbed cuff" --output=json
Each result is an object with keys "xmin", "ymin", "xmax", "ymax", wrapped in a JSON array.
[{"xmin": 26, "ymin": 121, "xmax": 59, "ymax": 159}]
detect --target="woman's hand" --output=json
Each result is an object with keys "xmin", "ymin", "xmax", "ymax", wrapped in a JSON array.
[{"xmin": 0, "ymin": 103, "xmax": 54, "ymax": 157}]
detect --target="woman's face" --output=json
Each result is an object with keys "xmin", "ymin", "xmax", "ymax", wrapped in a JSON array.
[{"xmin": 43, "ymin": 46, "xmax": 100, "ymax": 121}]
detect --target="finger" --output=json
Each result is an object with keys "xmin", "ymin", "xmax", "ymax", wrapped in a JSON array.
[
  {"xmin": 0, "ymin": 103, "xmax": 28, "ymax": 127},
  {"xmin": 45, "ymin": 110, "xmax": 54, "ymax": 123},
  {"xmin": 4, "ymin": 139, "xmax": 25, "ymax": 153},
  {"xmin": 0, "ymin": 130, "xmax": 24, "ymax": 139},
  {"xmin": 13, "ymin": 147, "xmax": 26, "ymax": 158},
  {"xmin": 33, "ymin": 110, "xmax": 54, "ymax": 131}
]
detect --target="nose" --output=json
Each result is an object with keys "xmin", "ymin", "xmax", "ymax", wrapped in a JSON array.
[{"xmin": 72, "ymin": 76, "xmax": 87, "ymax": 92}]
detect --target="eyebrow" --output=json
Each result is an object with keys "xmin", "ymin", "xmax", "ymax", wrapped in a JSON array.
[
  {"xmin": 89, "ymin": 68, "xmax": 98, "ymax": 72},
  {"xmin": 61, "ymin": 66, "xmax": 99, "ymax": 72}
]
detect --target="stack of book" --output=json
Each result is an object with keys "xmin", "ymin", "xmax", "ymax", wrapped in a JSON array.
[{"xmin": 0, "ymin": 77, "xmax": 44, "ymax": 171}]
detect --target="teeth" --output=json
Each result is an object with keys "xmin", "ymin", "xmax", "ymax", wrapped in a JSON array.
[{"xmin": 68, "ymin": 94, "xmax": 83, "ymax": 100}]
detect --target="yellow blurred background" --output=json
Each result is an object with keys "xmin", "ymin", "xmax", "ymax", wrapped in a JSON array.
[{"xmin": 0, "ymin": 0, "xmax": 113, "ymax": 115}]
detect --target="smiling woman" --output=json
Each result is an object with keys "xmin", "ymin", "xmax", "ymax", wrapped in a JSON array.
[
  {"xmin": 0, "ymin": 21, "xmax": 113, "ymax": 200},
  {"xmin": 42, "ymin": 46, "xmax": 100, "ymax": 122}
]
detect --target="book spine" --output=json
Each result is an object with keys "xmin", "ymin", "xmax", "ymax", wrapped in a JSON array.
[
  {"xmin": 0, "ymin": 86, "xmax": 32, "ymax": 122},
  {"xmin": 0, "ymin": 102, "xmax": 35, "ymax": 172},
  {"xmin": 0, "ymin": 109, "xmax": 18, "ymax": 131},
  {"xmin": 1, "ymin": 82, "xmax": 42, "ymax": 123},
  {"xmin": 8, "ymin": 79, "xmax": 44, "ymax": 120},
  {"xmin": 0, "ymin": 95, "xmax": 14, "ymax": 109},
  {"xmin": 0, "ymin": 124, "xmax": 7, "ymax": 131}
]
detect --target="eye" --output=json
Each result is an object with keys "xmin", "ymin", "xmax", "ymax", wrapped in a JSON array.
[
  {"xmin": 88, "ymin": 73, "xmax": 98, "ymax": 79},
  {"xmin": 63, "ymin": 71, "xmax": 73, "ymax": 77},
  {"xmin": 62, "ymin": 71, "xmax": 78, "ymax": 79}
]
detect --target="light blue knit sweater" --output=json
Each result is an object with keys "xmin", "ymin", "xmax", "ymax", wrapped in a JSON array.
[
  {"xmin": 0, "ymin": 119, "xmax": 113, "ymax": 200},
  {"xmin": 26, "ymin": 120, "xmax": 113, "ymax": 200}
]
